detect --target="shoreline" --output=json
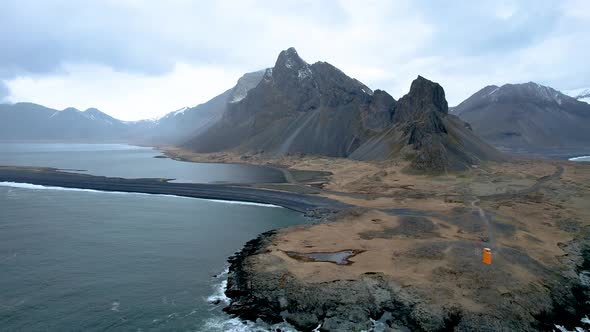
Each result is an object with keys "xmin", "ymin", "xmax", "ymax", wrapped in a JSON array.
[
  {"xmin": 0, "ymin": 166, "xmax": 349, "ymax": 215},
  {"xmin": 156, "ymin": 145, "xmax": 334, "ymax": 186}
]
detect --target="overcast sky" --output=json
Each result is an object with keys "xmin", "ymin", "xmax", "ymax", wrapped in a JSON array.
[{"xmin": 0, "ymin": 0, "xmax": 588, "ymax": 120}]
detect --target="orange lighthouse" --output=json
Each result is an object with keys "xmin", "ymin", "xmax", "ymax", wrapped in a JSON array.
[{"xmin": 482, "ymin": 248, "xmax": 492, "ymax": 265}]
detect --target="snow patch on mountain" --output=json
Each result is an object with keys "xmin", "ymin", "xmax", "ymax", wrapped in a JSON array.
[
  {"xmin": 173, "ymin": 106, "xmax": 189, "ymax": 115},
  {"xmin": 298, "ymin": 66, "xmax": 312, "ymax": 80},
  {"xmin": 361, "ymin": 87, "xmax": 373, "ymax": 96},
  {"xmin": 285, "ymin": 56, "xmax": 295, "ymax": 69},
  {"xmin": 262, "ymin": 68, "xmax": 273, "ymax": 82},
  {"xmin": 230, "ymin": 93, "xmax": 245, "ymax": 103},
  {"xmin": 483, "ymin": 82, "xmax": 566, "ymax": 104}
]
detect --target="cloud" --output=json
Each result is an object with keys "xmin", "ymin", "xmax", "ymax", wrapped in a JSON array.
[
  {"xmin": 6, "ymin": 63, "xmax": 243, "ymax": 121},
  {"xmin": 0, "ymin": 0, "xmax": 588, "ymax": 119},
  {"xmin": 0, "ymin": 81, "xmax": 9, "ymax": 102}
]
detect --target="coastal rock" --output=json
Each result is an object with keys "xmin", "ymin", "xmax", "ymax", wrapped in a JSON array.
[{"xmin": 223, "ymin": 220, "xmax": 590, "ymax": 331}]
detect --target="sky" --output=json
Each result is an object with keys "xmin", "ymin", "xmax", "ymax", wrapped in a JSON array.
[{"xmin": 0, "ymin": 0, "xmax": 589, "ymax": 121}]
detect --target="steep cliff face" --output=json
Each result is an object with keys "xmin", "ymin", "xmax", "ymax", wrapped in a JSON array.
[{"xmin": 185, "ymin": 48, "xmax": 501, "ymax": 172}]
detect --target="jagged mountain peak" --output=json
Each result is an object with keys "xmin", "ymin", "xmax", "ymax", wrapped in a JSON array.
[
  {"xmin": 412, "ymin": 76, "xmax": 447, "ymax": 113},
  {"xmin": 276, "ymin": 47, "xmax": 306, "ymax": 67},
  {"xmin": 272, "ymin": 47, "xmax": 313, "ymax": 84},
  {"xmin": 394, "ymin": 76, "xmax": 448, "ymax": 123}
]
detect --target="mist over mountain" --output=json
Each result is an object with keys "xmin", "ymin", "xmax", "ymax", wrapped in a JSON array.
[
  {"xmin": 140, "ymin": 70, "xmax": 266, "ymax": 144},
  {"xmin": 452, "ymin": 82, "xmax": 590, "ymax": 154}
]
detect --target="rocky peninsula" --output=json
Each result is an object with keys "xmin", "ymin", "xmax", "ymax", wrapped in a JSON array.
[{"xmin": 163, "ymin": 148, "xmax": 590, "ymax": 331}]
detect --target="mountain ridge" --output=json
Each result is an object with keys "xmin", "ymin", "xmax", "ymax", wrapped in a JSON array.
[
  {"xmin": 186, "ymin": 48, "xmax": 502, "ymax": 172},
  {"xmin": 452, "ymin": 82, "xmax": 590, "ymax": 153},
  {"xmin": 0, "ymin": 103, "xmax": 130, "ymax": 141}
]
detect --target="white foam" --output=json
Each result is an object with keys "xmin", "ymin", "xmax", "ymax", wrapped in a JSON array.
[
  {"xmin": 111, "ymin": 301, "xmax": 120, "ymax": 312},
  {"xmin": 205, "ymin": 199, "xmax": 279, "ymax": 208},
  {"xmin": 207, "ymin": 280, "xmax": 230, "ymax": 305},
  {"xmin": 569, "ymin": 156, "xmax": 590, "ymax": 161},
  {"xmin": 203, "ymin": 316, "xmax": 298, "ymax": 332},
  {"xmin": 215, "ymin": 266, "xmax": 230, "ymax": 279},
  {"xmin": 554, "ymin": 325, "xmax": 587, "ymax": 332},
  {"xmin": 204, "ymin": 266, "xmax": 298, "ymax": 331},
  {"xmin": 0, "ymin": 182, "xmax": 282, "ymax": 208}
]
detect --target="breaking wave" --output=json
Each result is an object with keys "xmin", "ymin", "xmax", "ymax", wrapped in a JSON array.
[{"xmin": 0, "ymin": 182, "xmax": 281, "ymax": 208}]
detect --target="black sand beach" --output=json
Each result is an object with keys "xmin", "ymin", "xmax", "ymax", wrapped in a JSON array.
[{"xmin": 0, "ymin": 166, "xmax": 349, "ymax": 214}]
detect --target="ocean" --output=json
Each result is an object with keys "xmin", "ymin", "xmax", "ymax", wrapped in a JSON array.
[
  {"xmin": 0, "ymin": 143, "xmax": 284, "ymax": 184},
  {"xmin": 0, "ymin": 143, "xmax": 306, "ymax": 331}
]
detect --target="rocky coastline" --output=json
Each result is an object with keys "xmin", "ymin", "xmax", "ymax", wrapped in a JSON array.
[{"xmin": 223, "ymin": 227, "xmax": 590, "ymax": 331}]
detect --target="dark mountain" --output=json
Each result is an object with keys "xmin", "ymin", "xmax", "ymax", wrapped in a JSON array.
[
  {"xmin": 187, "ymin": 48, "xmax": 501, "ymax": 171},
  {"xmin": 186, "ymin": 48, "xmax": 384, "ymax": 157},
  {"xmin": 452, "ymin": 82, "xmax": 590, "ymax": 152},
  {"xmin": 350, "ymin": 76, "xmax": 502, "ymax": 171},
  {"xmin": 0, "ymin": 103, "xmax": 129, "ymax": 141},
  {"xmin": 142, "ymin": 70, "xmax": 265, "ymax": 144}
]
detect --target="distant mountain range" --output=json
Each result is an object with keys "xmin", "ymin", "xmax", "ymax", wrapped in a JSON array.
[
  {"xmin": 0, "ymin": 71, "xmax": 265, "ymax": 144},
  {"xmin": 0, "ymin": 103, "xmax": 131, "ymax": 141},
  {"xmin": 2, "ymin": 47, "xmax": 589, "ymax": 164},
  {"xmin": 451, "ymin": 83, "xmax": 590, "ymax": 154}
]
